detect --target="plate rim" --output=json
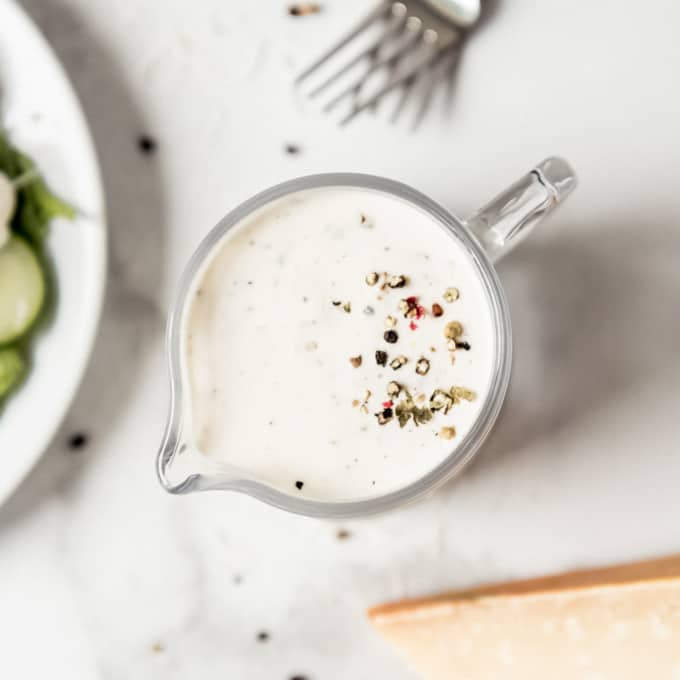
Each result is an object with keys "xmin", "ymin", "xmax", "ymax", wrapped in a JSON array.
[{"xmin": 0, "ymin": 0, "xmax": 107, "ymax": 505}]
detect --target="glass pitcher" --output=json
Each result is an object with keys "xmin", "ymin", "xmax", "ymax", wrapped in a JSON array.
[{"xmin": 157, "ymin": 157, "xmax": 576, "ymax": 518}]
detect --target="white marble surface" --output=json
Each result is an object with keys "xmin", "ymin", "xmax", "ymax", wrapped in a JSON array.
[{"xmin": 2, "ymin": 0, "xmax": 680, "ymax": 678}]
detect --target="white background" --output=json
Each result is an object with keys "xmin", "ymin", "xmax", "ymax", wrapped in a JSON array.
[{"xmin": 2, "ymin": 0, "xmax": 680, "ymax": 678}]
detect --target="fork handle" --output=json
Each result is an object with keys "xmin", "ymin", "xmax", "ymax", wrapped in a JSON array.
[{"xmin": 424, "ymin": 0, "xmax": 479, "ymax": 27}]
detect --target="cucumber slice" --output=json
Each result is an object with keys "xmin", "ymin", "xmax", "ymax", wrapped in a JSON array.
[
  {"xmin": 0, "ymin": 234, "xmax": 45, "ymax": 344},
  {"xmin": 0, "ymin": 347, "xmax": 25, "ymax": 399}
]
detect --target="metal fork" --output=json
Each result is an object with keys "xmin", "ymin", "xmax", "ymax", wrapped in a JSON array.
[{"xmin": 295, "ymin": 0, "xmax": 480, "ymax": 126}]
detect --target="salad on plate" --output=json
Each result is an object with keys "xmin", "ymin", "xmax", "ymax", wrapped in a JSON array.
[{"xmin": 0, "ymin": 128, "xmax": 74, "ymax": 403}]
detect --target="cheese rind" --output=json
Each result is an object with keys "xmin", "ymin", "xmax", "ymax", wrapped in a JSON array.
[{"xmin": 369, "ymin": 555, "xmax": 680, "ymax": 680}]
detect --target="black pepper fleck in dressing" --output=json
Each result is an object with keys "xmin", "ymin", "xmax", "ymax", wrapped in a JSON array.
[
  {"xmin": 388, "ymin": 274, "xmax": 407, "ymax": 288},
  {"xmin": 295, "ymin": 480, "xmax": 304, "ymax": 490},
  {"xmin": 384, "ymin": 330, "xmax": 398, "ymax": 344}
]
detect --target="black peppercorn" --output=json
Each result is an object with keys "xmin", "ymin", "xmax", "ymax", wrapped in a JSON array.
[
  {"xmin": 137, "ymin": 135, "xmax": 157, "ymax": 154},
  {"xmin": 375, "ymin": 350, "xmax": 388, "ymax": 366},
  {"xmin": 68, "ymin": 432, "xmax": 88, "ymax": 450},
  {"xmin": 384, "ymin": 330, "xmax": 398, "ymax": 344}
]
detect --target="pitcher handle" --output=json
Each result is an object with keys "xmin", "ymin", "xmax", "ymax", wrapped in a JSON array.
[{"xmin": 465, "ymin": 157, "xmax": 577, "ymax": 262}]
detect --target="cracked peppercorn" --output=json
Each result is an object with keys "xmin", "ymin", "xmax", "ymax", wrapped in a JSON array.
[{"xmin": 388, "ymin": 274, "xmax": 407, "ymax": 288}]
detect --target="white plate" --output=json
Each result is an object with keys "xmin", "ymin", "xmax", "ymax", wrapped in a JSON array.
[{"xmin": 0, "ymin": 0, "xmax": 106, "ymax": 504}]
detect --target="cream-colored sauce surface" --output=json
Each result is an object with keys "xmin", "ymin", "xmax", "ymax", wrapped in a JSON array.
[{"xmin": 182, "ymin": 187, "xmax": 496, "ymax": 501}]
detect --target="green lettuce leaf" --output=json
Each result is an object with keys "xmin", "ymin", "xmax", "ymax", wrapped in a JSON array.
[
  {"xmin": 0, "ymin": 346, "xmax": 25, "ymax": 399},
  {"xmin": 0, "ymin": 129, "xmax": 75, "ymax": 244}
]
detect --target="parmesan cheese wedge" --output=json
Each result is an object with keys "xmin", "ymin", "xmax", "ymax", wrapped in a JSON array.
[{"xmin": 369, "ymin": 555, "xmax": 680, "ymax": 680}]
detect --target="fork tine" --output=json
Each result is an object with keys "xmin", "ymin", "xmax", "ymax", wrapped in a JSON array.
[
  {"xmin": 411, "ymin": 45, "xmax": 460, "ymax": 130},
  {"xmin": 322, "ymin": 23, "xmax": 423, "ymax": 113},
  {"xmin": 389, "ymin": 71, "xmax": 418, "ymax": 123},
  {"xmin": 345, "ymin": 25, "xmax": 462, "ymax": 125},
  {"xmin": 340, "ymin": 45, "xmax": 440, "ymax": 125},
  {"xmin": 295, "ymin": 1, "xmax": 392, "ymax": 85},
  {"xmin": 308, "ymin": 12, "xmax": 407, "ymax": 100},
  {"xmin": 296, "ymin": 0, "xmax": 468, "ymax": 127}
]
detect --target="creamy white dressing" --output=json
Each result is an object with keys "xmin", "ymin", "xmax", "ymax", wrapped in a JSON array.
[{"xmin": 181, "ymin": 187, "xmax": 496, "ymax": 501}]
